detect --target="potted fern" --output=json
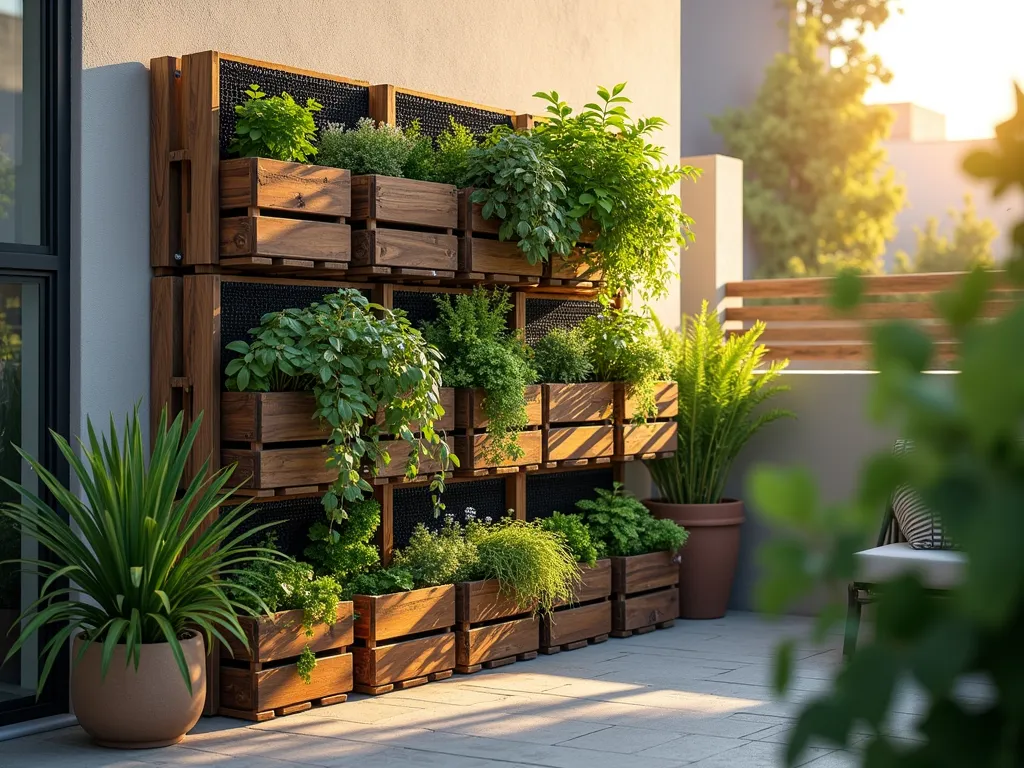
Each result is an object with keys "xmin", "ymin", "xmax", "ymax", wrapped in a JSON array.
[{"xmin": 645, "ymin": 302, "xmax": 792, "ymax": 619}]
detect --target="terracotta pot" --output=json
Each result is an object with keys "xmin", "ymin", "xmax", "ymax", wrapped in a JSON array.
[
  {"xmin": 71, "ymin": 630, "xmax": 206, "ymax": 748},
  {"xmin": 643, "ymin": 499, "xmax": 745, "ymax": 620}
]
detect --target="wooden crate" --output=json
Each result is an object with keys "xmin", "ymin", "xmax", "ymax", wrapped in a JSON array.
[
  {"xmin": 614, "ymin": 381, "xmax": 679, "ymax": 460},
  {"xmin": 540, "ymin": 559, "xmax": 612, "ymax": 653},
  {"xmin": 541, "ymin": 382, "xmax": 615, "ymax": 467},
  {"xmin": 610, "ymin": 552, "xmax": 679, "ymax": 637},
  {"xmin": 455, "ymin": 579, "xmax": 539, "ymax": 673},
  {"xmin": 349, "ymin": 175, "xmax": 458, "ymax": 280},
  {"xmin": 150, "ymin": 50, "xmax": 369, "ymax": 271},
  {"xmin": 221, "ymin": 388, "xmax": 455, "ymax": 444},
  {"xmin": 219, "ymin": 602, "xmax": 354, "ymax": 721},
  {"xmin": 456, "ymin": 190, "xmax": 542, "ymax": 283},
  {"xmin": 352, "ymin": 584, "xmax": 456, "ymax": 694},
  {"xmin": 452, "ymin": 386, "xmax": 543, "ymax": 473},
  {"xmin": 219, "ymin": 157, "xmax": 352, "ymax": 271},
  {"xmin": 544, "ymin": 246, "xmax": 603, "ymax": 287}
]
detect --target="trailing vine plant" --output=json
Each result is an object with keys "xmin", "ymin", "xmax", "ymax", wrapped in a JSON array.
[
  {"xmin": 422, "ymin": 288, "xmax": 537, "ymax": 465},
  {"xmin": 225, "ymin": 289, "xmax": 454, "ymax": 538},
  {"xmin": 533, "ymin": 84, "xmax": 701, "ymax": 300}
]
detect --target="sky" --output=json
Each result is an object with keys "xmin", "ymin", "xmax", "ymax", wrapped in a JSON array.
[{"xmin": 862, "ymin": 0, "xmax": 1024, "ymax": 140}]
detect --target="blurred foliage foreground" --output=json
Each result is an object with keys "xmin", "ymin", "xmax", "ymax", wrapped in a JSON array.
[{"xmin": 749, "ymin": 85, "xmax": 1024, "ymax": 767}]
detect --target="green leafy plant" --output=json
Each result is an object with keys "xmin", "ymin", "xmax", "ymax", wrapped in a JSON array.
[
  {"xmin": 229, "ymin": 538, "xmax": 343, "ymax": 684},
  {"xmin": 646, "ymin": 301, "xmax": 792, "ymax": 505},
  {"xmin": 228, "ymin": 84, "xmax": 322, "ymax": 163},
  {"xmin": 430, "ymin": 117, "xmax": 475, "ymax": 186},
  {"xmin": 392, "ymin": 516, "xmax": 480, "ymax": 588},
  {"xmin": 225, "ymin": 289, "xmax": 453, "ymax": 532},
  {"xmin": 539, "ymin": 512, "xmax": 598, "ymax": 567},
  {"xmin": 342, "ymin": 566, "xmax": 415, "ymax": 599},
  {"xmin": 304, "ymin": 497, "xmax": 381, "ymax": 584},
  {"xmin": 895, "ymin": 193, "xmax": 998, "ymax": 274},
  {"xmin": 533, "ymin": 84, "xmax": 700, "ymax": 299},
  {"xmin": 0, "ymin": 407, "xmax": 271, "ymax": 695},
  {"xmin": 467, "ymin": 520, "xmax": 580, "ymax": 614},
  {"xmin": 579, "ymin": 306, "xmax": 669, "ymax": 420},
  {"xmin": 423, "ymin": 288, "xmax": 537, "ymax": 464},
  {"xmin": 749, "ymin": 85, "xmax": 1024, "ymax": 767},
  {"xmin": 576, "ymin": 483, "xmax": 688, "ymax": 558},
  {"xmin": 533, "ymin": 328, "xmax": 593, "ymax": 384},
  {"xmin": 465, "ymin": 129, "xmax": 580, "ymax": 265},
  {"xmin": 317, "ymin": 118, "xmax": 415, "ymax": 177}
]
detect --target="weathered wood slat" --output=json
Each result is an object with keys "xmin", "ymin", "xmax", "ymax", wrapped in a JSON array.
[
  {"xmin": 759, "ymin": 341, "xmax": 960, "ymax": 363},
  {"xmin": 545, "ymin": 425, "xmax": 614, "ymax": 463},
  {"xmin": 726, "ymin": 300, "xmax": 1013, "ymax": 323},
  {"xmin": 725, "ymin": 271, "xmax": 1011, "ymax": 299},
  {"xmin": 544, "ymin": 382, "xmax": 614, "ymax": 424}
]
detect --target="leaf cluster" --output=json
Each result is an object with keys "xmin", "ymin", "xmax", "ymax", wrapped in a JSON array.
[
  {"xmin": 0, "ymin": 407, "xmax": 274, "ymax": 696},
  {"xmin": 229, "ymin": 84, "xmax": 321, "ymax": 163},
  {"xmin": 646, "ymin": 301, "xmax": 792, "ymax": 505},
  {"xmin": 576, "ymin": 483, "xmax": 688, "ymax": 558},
  {"xmin": 341, "ymin": 566, "xmax": 415, "ymax": 600},
  {"xmin": 423, "ymin": 288, "xmax": 537, "ymax": 464},
  {"xmin": 750, "ymin": 86, "xmax": 1024, "ymax": 767},
  {"xmin": 465, "ymin": 129, "xmax": 580, "ymax": 265},
  {"xmin": 533, "ymin": 328, "xmax": 593, "ymax": 384},
  {"xmin": 533, "ymin": 84, "xmax": 700, "ymax": 299},
  {"xmin": 578, "ymin": 307, "xmax": 670, "ymax": 419},
  {"xmin": 538, "ymin": 512, "xmax": 598, "ymax": 566},
  {"xmin": 304, "ymin": 497, "xmax": 381, "ymax": 585},
  {"xmin": 894, "ymin": 194, "xmax": 998, "ymax": 274},
  {"xmin": 224, "ymin": 289, "xmax": 453, "ymax": 528}
]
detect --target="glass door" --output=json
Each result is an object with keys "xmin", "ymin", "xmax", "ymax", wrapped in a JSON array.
[{"xmin": 0, "ymin": 0, "xmax": 71, "ymax": 727}]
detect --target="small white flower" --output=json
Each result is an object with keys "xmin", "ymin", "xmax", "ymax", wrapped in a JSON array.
[
  {"xmin": 484, "ymin": 516, "xmax": 493, "ymax": 524},
  {"xmin": 464, "ymin": 506, "xmax": 477, "ymax": 521}
]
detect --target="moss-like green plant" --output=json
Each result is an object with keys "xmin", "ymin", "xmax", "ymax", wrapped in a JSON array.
[
  {"xmin": 317, "ymin": 118, "xmax": 414, "ymax": 177},
  {"xmin": 229, "ymin": 84, "xmax": 321, "ymax": 162},
  {"xmin": 423, "ymin": 288, "xmax": 537, "ymax": 464},
  {"xmin": 539, "ymin": 512, "xmax": 598, "ymax": 566},
  {"xmin": 304, "ymin": 497, "xmax": 381, "ymax": 584},
  {"xmin": 468, "ymin": 520, "xmax": 581, "ymax": 614},
  {"xmin": 579, "ymin": 307, "xmax": 669, "ymax": 420},
  {"xmin": 533, "ymin": 328, "xmax": 593, "ymax": 384}
]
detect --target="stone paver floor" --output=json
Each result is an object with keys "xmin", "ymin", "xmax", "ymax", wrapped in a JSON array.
[{"xmin": 3, "ymin": 613, "xmax": 931, "ymax": 767}]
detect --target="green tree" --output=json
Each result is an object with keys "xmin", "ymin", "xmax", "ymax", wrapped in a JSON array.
[
  {"xmin": 787, "ymin": 0, "xmax": 899, "ymax": 73},
  {"xmin": 750, "ymin": 85, "xmax": 1024, "ymax": 767},
  {"xmin": 895, "ymin": 194, "xmax": 998, "ymax": 274},
  {"xmin": 713, "ymin": 15, "xmax": 905, "ymax": 277}
]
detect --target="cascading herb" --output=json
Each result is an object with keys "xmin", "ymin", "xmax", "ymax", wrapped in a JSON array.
[
  {"xmin": 229, "ymin": 537, "xmax": 344, "ymax": 685},
  {"xmin": 225, "ymin": 289, "xmax": 454, "ymax": 533},
  {"xmin": 423, "ymin": 288, "xmax": 537, "ymax": 465},
  {"xmin": 464, "ymin": 129, "xmax": 581, "ymax": 265},
  {"xmin": 579, "ymin": 306, "xmax": 670, "ymax": 420},
  {"xmin": 228, "ymin": 84, "xmax": 322, "ymax": 162},
  {"xmin": 533, "ymin": 327, "xmax": 593, "ymax": 384},
  {"xmin": 533, "ymin": 84, "xmax": 701, "ymax": 300}
]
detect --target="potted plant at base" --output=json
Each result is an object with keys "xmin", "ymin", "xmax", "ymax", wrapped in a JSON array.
[
  {"xmin": 645, "ymin": 302, "xmax": 792, "ymax": 619},
  {"xmin": 0, "ymin": 407, "xmax": 270, "ymax": 748}
]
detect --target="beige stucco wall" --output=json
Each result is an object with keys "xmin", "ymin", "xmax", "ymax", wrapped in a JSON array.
[{"xmin": 75, "ymin": 0, "xmax": 683, "ymax": 438}]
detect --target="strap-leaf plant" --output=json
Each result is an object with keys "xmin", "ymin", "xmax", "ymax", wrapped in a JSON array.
[{"xmin": 225, "ymin": 289, "xmax": 454, "ymax": 538}]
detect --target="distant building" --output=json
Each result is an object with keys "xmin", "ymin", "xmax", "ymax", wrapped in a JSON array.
[{"xmin": 681, "ymin": 1, "xmax": 1021, "ymax": 272}]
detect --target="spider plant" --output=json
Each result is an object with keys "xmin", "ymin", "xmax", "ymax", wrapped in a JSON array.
[
  {"xmin": 0, "ymin": 406, "xmax": 275, "ymax": 696},
  {"xmin": 646, "ymin": 301, "xmax": 793, "ymax": 504}
]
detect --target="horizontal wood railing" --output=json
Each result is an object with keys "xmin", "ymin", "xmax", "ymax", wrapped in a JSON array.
[{"xmin": 724, "ymin": 271, "xmax": 1017, "ymax": 364}]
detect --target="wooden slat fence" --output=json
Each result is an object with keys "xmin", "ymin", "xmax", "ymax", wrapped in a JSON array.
[{"xmin": 724, "ymin": 271, "xmax": 1017, "ymax": 364}]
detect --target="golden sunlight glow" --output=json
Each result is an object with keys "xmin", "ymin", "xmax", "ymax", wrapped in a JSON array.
[{"xmin": 863, "ymin": 0, "xmax": 1024, "ymax": 140}]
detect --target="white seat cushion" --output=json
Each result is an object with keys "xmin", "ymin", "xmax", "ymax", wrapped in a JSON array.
[{"xmin": 854, "ymin": 543, "xmax": 965, "ymax": 590}]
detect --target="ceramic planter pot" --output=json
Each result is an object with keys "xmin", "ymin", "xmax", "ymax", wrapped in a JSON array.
[
  {"xmin": 71, "ymin": 630, "xmax": 206, "ymax": 748},
  {"xmin": 643, "ymin": 499, "xmax": 745, "ymax": 620}
]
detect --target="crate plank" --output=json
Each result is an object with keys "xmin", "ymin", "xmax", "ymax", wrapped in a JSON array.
[
  {"xmin": 544, "ymin": 383, "xmax": 614, "ymax": 424},
  {"xmin": 220, "ymin": 216, "xmax": 351, "ymax": 263},
  {"xmin": 456, "ymin": 616, "xmax": 540, "ymax": 668},
  {"xmin": 353, "ymin": 585, "xmax": 455, "ymax": 643},
  {"xmin": 541, "ymin": 601, "xmax": 611, "ymax": 649},
  {"xmin": 545, "ymin": 425, "xmax": 614, "ymax": 463},
  {"xmin": 353, "ymin": 631, "xmax": 455, "ymax": 688},
  {"xmin": 351, "ymin": 175, "xmax": 457, "ymax": 230},
  {"xmin": 351, "ymin": 229, "xmax": 457, "ymax": 271}
]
